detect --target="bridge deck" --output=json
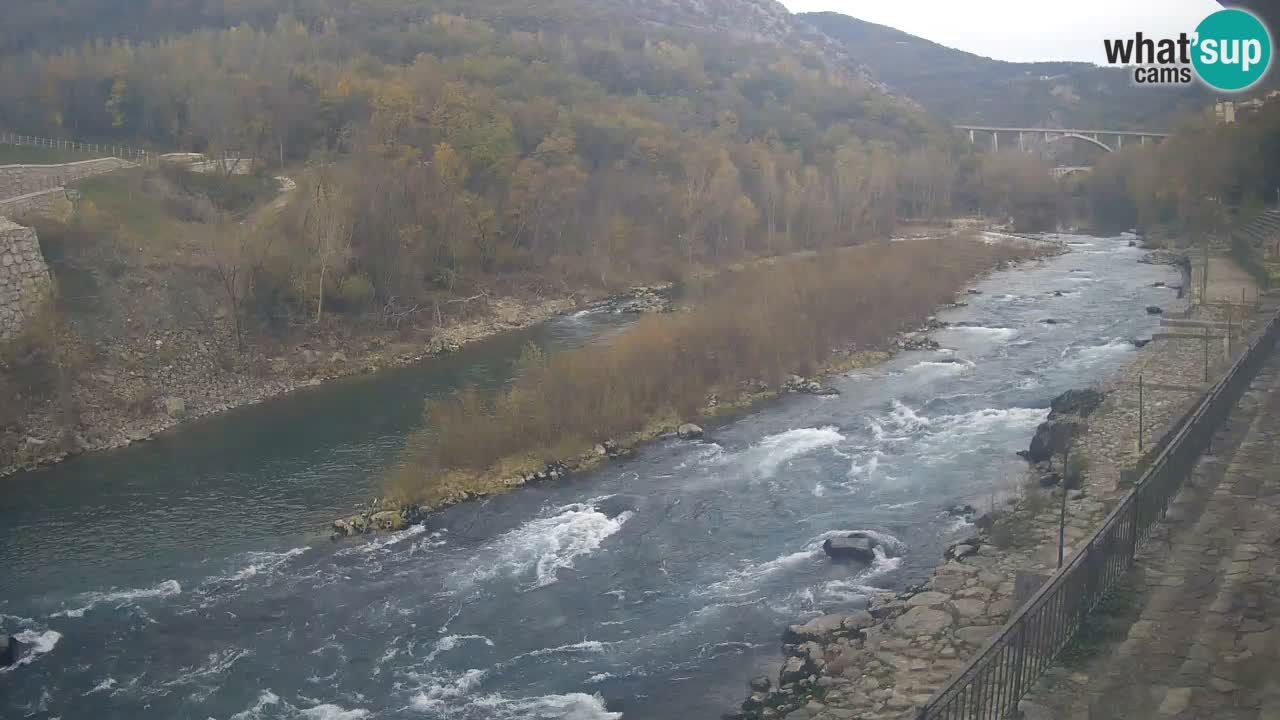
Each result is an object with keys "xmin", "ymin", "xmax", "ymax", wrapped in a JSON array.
[{"xmin": 956, "ymin": 125, "xmax": 1171, "ymax": 137}]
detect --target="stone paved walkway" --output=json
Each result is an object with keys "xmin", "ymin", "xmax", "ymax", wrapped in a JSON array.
[
  {"xmin": 733, "ymin": 254, "xmax": 1275, "ymax": 720},
  {"xmin": 1027, "ymin": 348, "xmax": 1280, "ymax": 720}
]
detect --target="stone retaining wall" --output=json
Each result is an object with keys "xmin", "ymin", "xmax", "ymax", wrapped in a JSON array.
[
  {"xmin": 0, "ymin": 217, "xmax": 51, "ymax": 341},
  {"xmin": 0, "ymin": 188, "xmax": 70, "ymax": 219},
  {"xmin": 0, "ymin": 157, "xmax": 134, "ymax": 200}
]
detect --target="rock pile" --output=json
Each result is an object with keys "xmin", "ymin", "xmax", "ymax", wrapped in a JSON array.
[
  {"xmin": 728, "ymin": 534, "xmax": 1019, "ymax": 720},
  {"xmin": 784, "ymin": 375, "xmax": 840, "ymax": 396},
  {"xmin": 605, "ymin": 284, "xmax": 673, "ymax": 314},
  {"xmin": 332, "ymin": 504, "xmax": 422, "ymax": 539}
]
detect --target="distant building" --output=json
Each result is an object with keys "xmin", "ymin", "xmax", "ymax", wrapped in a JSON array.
[
  {"xmin": 1213, "ymin": 91, "xmax": 1280, "ymax": 124},
  {"xmin": 1237, "ymin": 90, "xmax": 1280, "ymax": 118}
]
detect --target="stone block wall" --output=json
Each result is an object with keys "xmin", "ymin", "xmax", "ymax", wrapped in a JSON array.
[
  {"xmin": 0, "ymin": 157, "xmax": 135, "ymax": 200},
  {"xmin": 0, "ymin": 188, "xmax": 70, "ymax": 219},
  {"xmin": 0, "ymin": 217, "xmax": 52, "ymax": 341}
]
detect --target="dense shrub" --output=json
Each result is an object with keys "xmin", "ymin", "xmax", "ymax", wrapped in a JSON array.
[
  {"xmin": 388, "ymin": 237, "xmax": 1043, "ymax": 503},
  {"xmin": 338, "ymin": 273, "xmax": 376, "ymax": 311}
]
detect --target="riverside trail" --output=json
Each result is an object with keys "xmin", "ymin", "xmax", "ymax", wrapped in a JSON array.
[{"xmin": 1, "ymin": 234, "xmax": 1182, "ymax": 720}]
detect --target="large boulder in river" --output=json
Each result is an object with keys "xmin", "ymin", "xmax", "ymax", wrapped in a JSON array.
[
  {"xmin": 0, "ymin": 632, "xmax": 15, "ymax": 666},
  {"xmin": 782, "ymin": 611, "xmax": 874, "ymax": 644},
  {"xmin": 677, "ymin": 423, "xmax": 704, "ymax": 440},
  {"xmin": 823, "ymin": 532, "xmax": 880, "ymax": 562},
  {"xmin": 1048, "ymin": 389, "xmax": 1105, "ymax": 418},
  {"xmin": 370, "ymin": 510, "xmax": 405, "ymax": 531},
  {"xmin": 1024, "ymin": 389, "xmax": 1105, "ymax": 464},
  {"xmin": 1027, "ymin": 418, "xmax": 1086, "ymax": 465}
]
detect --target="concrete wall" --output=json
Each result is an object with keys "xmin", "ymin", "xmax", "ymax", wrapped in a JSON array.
[
  {"xmin": 0, "ymin": 157, "xmax": 135, "ymax": 200},
  {"xmin": 0, "ymin": 217, "xmax": 51, "ymax": 341}
]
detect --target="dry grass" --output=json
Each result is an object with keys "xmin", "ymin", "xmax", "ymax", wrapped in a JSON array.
[{"xmin": 387, "ymin": 237, "xmax": 1044, "ymax": 505}]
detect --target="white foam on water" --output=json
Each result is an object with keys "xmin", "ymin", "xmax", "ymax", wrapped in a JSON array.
[
  {"xmin": 816, "ymin": 579, "xmax": 869, "ymax": 603},
  {"xmin": 875, "ymin": 500, "xmax": 921, "ymax": 511},
  {"xmin": 412, "ymin": 530, "xmax": 449, "ymax": 552},
  {"xmin": 887, "ymin": 400, "xmax": 931, "ymax": 432},
  {"xmin": 83, "ymin": 677, "xmax": 117, "ymax": 695},
  {"xmin": 846, "ymin": 450, "xmax": 884, "ymax": 482},
  {"xmin": 945, "ymin": 326, "xmax": 1017, "ymax": 341},
  {"xmin": 726, "ymin": 427, "xmax": 845, "ymax": 478},
  {"xmin": 676, "ymin": 442, "xmax": 724, "ymax": 469},
  {"xmin": 352, "ymin": 524, "xmax": 427, "ymax": 554},
  {"xmin": 905, "ymin": 359, "xmax": 975, "ymax": 378},
  {"xmin": 166, "ymin": 647, "xmax": 252, "ymax": 688},
  {"xmin": 299, "ymin": 704, "xmax": 371, "ymax": 720},
  {"xmin": 0, "ymin": 629, "xmax": 61, "ymax": 672},
  {"xmin": 449, "ymin": 502, "xmax": 633, "ymax": 590},
  {"xmin": 585, "ymin": 673, "xmax": 616, "ymax": 683},
  {"xmin": 862, "ymin": 546, "xmax": 903, "ymax": 580},
  {"xmin": 517, "ymin": 639, "xmax": 610, "ymax": 660},
  {"xmin": 53, "ymin": 579, "xmax": 182, "ymax": 618},
  {"xmin": 213, "ymin": 547, "xmax": 309, "ymax": 583},
  {"xmin": 469, "ymin": 692, "xmax": 621, "ymax": 720},
  {"xmin": 230, "ymin": 690, "xmax": 281, "ymax": 720},
  {"xmin": 932, "ymin": 406, "xmax": 1049, "ymax": 436},
  {"xmin": 424, "ymin": 634, "xmax": 495, "ymax": 662},
  {"xmin": 866, "ymin": 400, "xmax": 931, "ymax": 446},
  {"xmin": 408, "ymin": 668, "xmax": 489, "ymax": 712},
  {"xmin": 1071, "ymin": 338, "xmax": 1134, "ymax": 365}
]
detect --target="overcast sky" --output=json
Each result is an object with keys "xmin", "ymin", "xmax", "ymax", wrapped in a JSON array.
[{"xmin": 778, "ymin": 0, "xmax": 1225, "ymax": 64}]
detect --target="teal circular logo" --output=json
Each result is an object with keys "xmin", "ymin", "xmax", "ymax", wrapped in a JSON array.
[{"xmin": 1193, "ymin": 9, "xmax": 1272, "ymax": 91}]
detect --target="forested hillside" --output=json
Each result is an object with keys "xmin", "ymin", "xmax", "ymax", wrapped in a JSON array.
[
  {"xmin": 0, "ymin": 0, "xmax": 973, "ymax": 328},
  {"xmin": 802, "ymin": 11, "xmax": 1213, "ymax": 129}
]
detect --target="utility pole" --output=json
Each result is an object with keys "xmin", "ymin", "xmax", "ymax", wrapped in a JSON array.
[
  {"xmin": 1058, "ymin": 445, "xmax": 1070, "ymax": 569},
  {"xmin": 1204, "ymin": 327, "xmax": 1211, "ymax": 384},
  {"xmin": 1201, "ymin": 233, "xmax": 1210, "ymax": 307},
  {"xmin": 1227, "ymin": 305, "xmax": 1234, "ymax": 358},
  {"xmin": 1138, "ymin": 374, "xmax": 1144, "ymax": 455}
]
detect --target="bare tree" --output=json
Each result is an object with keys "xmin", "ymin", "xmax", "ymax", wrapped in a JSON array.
[
  {"xmin": 205, "ymin": 218, "xmax": 273, "ymax": 352},
  {"xmin": 302, "ymin": 166, "xmax": 352, "ymax": 323}
]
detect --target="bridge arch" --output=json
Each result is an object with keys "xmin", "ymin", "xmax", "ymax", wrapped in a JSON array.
[{"xmin": 1049, "ymin": 132, "xmax": 1113, "ymax": 153}]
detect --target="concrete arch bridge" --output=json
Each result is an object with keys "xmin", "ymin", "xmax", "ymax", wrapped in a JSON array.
[{"xmin": 956, "ymin": 125, "xmax": 1171, "ymax": 154}]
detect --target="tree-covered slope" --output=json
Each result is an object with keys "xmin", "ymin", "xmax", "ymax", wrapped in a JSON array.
[{"xmin": 802, "ymin": 11, "xmax": 1213, "ymax": 129}]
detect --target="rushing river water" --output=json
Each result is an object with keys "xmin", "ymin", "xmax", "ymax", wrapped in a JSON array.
[{"xmin": 2, "ymin": 235, "xmax": 1179, "ymax": 720}]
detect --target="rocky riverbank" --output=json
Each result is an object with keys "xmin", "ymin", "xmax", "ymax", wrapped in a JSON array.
[
  {"xmin": 721, "ymin": 251, "xmax": 1269, "ymax": 720},
  {"xmin": 4, "ymin": 289, "xmax": 676, "ymax": 479}
]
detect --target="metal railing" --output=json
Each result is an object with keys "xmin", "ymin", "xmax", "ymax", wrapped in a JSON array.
[
  {"xmin": 0, "ymin": 131, "xmax": 155, "ymax": 164},
  {"xmin": 918, "ymin": 308, "xmax": 1280, "ymax": 720}
]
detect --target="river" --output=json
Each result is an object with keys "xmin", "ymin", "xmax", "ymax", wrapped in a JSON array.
[{"xmin": 1, "ymin": 235, "xmax": 1178, "ymax": 720}]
